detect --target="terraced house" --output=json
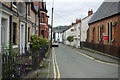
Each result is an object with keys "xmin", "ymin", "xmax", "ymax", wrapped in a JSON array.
[
  {"xmin": 86, "ymin": 2, "xmax": 120, "ymax": 57},
  {"xmin": 0, "ymin": 1, "xmax": 40, "ymax": 79},
  {"xmin": 34, "ymin": 1, "xmax": 49, "ymax": 39}
]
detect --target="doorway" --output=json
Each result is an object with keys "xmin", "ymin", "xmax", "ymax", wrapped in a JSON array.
[
  {"xmin": 1, "ymin": 18, "xmax": 9, "ymax": 52},
  {"xmin": 20, "ymin": 22, "xmax": 25, "ymax": 55}
]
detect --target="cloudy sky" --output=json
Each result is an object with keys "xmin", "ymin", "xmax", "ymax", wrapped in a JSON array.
[{"xmin": 45, "ymin": 0, "xmax": 104, "ymax": 27}]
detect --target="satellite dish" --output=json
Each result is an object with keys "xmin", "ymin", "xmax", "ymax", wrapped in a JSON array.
[{"xmin": 17, "ymin": 2, "xmax": 25, "ymax": 16}]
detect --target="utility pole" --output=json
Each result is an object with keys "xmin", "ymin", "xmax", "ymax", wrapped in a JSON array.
[
  {"xmin": 51, "ymin": 7, "xmax": 54, "ymax": 48},
  {"xmin": 38, "ymin": 1, "xmax": 40, "ymax": 36}
]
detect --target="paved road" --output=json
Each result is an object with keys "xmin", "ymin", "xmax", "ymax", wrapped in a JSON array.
[{"xmin": 52, "ymin": 44, "xmax": 118, "ymax": 78}]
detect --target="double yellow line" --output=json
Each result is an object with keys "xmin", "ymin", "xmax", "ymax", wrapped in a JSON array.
[{"xmin": 52, "ymin": 48, "xmax": 60, "ymax": 79}]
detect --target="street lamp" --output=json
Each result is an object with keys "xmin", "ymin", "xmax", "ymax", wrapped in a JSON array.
[{"xmin": 51, "ymin": 7, "xmax": 54, "ymax": 48}]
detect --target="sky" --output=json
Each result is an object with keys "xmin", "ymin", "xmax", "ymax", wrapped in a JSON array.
[{"xmin": 45, "ymin": 0, "xmax": 104, "ymax": 27}]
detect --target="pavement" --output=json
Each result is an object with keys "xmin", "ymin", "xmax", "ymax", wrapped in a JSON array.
[
  {"xmin": 52, "ymin": 44, "xmax": 119, "ymax": 78},
  {"xmin": 66, "ymin": 45, "xmax": 119, "ymax": 65},
  {"xmin": 20, "ymin": 49, "xmax": 52, "ymax": 80}
]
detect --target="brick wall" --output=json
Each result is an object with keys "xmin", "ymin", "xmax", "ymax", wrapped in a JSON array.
[{"xmin": 88, "ymin": 14, "xmax": 120, "ymax": 47}]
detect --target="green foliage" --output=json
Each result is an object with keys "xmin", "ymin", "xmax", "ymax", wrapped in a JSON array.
[
  {"xmin": 2, "ymin": 43, "xmax": 18, "ymax": 79},
  {"xmin": 67, "ymin": 36, "xmax": 74, "ymax": 43},
  {"xmin": 30, "ymin": 35, "xmax": 49, "ymax": 50}
]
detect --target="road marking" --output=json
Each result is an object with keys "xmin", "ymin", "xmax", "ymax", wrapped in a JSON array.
[
  {"xmin": 53, "ymin": 48, "xmax": 61, "ymax": 79},
  {"xmin": 76, "ymin": 50, "xmax": 120, "ymax": 67},
  {"xmin": 52, "ymin": 48, "xmax": 61, "ymax": 79},
  {"xmin": 76, "ymin": 51, "xmax": 95, "ymax": 60},
  {"xmin": 52, "ymin": 48, "xmax": 56, "ymax": 79}
]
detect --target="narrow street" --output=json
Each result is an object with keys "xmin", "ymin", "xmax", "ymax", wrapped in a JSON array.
[{"xmin": 52, "ymin": 44, "xmax": 118, "ymax": 78}]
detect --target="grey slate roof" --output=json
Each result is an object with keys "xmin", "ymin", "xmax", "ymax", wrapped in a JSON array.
[
  {"xmin": 89, "ymin": 2, "xmax": 120, "ymax": 24},
  {"xmin": 55, "ymin": 29, "xmax": 67, "ymax": 33}
]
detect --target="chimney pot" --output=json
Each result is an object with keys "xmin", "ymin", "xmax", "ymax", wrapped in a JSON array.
[{"xmin": 88, "ymin": 9, "xmax": 93, "ymax": 16}]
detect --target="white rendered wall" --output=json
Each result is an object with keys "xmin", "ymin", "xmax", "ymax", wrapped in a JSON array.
[{"xmin": 81, "ymin": 15, "xmax": 93, "ymax": 42}]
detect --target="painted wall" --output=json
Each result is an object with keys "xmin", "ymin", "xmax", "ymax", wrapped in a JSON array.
[
  {"xmin": 73, "ymin": 22, "xmax": 81, "ymax": 48},
  {"xmin": 81, "ymin": 14, "xmax": 93, "ymax": 42},
  {"xmin": 55, "ymin": 32, "xmax": 63, "ymax": 42},
  {"xmin": 64, "ymin": 26, "xmax": 75, "ymax": 46}
]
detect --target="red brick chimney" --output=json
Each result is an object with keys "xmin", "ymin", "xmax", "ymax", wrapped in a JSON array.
[
  {"xmin": 68, "ymin": 25, "xmax": 71, "ymax": 29},
  {"xmin": 76, "ymin": 18, "xmax": 79, "ymax": 23},
  {"xmin": 88, "ymin": 9, "xmax": 93, "ymax": 16}
]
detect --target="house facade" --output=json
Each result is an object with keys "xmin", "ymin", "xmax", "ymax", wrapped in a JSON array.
[
  {"xmin": 34, "ymin": 1, "xmax": 49, "ymax": 39},
  {"xmin": 63, "ymin": 24, "xmax": 75, "ymax": 46},
  {"xmin": 0, "ymin": 1, "xmax": 50, "ymax": 79},
  {"xmin": 81, "ymin": 10, "xmax": 93, "ymax": 45},
  {"xmin": 87, "ymin": 2, "xmax": 120, "ymax": 57},
  {"xmin": 0, "ymin": 1, "xmax": 39, "ymax": 57},
  {"xmin": 0, "ymin": 2, "xmax": 11, "ymax": 79},
  {"xmin": 73, "ymin": 19, "xmax": 81, "ymax": 48}
]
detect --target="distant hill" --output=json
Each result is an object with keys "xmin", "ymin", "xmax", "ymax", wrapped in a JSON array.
[
  {"xmin": 54, "ymin": 25, "xmax": 68, "ymax": 30},
  {"xmin": 54, "ymin": 25, "xmax": 68, "ymax": 33}
]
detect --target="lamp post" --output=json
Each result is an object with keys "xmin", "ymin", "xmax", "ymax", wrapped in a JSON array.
[
  {"xmin": 50, "ymin": 7, "xmax": 54, "ymax": 48},
  {"xmin": 38, "ymin": 2, "xmax": 40, "ymax": 36}
]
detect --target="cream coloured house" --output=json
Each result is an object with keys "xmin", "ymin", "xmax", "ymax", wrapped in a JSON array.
[
  {"xmin": 73, "ymin": 19, "xmax": 81, "ymax": 48},
  {"xmin": 63, "ymin": 25, "xmax": 75, "ymax": 46}
]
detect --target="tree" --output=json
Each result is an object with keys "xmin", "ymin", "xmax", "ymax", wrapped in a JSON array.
[{"xmin": 67, "ymin": 36, "xmax": 74, "ymax": 45}]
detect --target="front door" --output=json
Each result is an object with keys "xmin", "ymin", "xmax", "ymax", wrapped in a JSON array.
[
  {"xmin": 20, "ymin": 22, "xmax": 25, "ymax": 55},
  {"xmin": 1, "ymin": 18, "xmax": 8, "ymax": 52}
]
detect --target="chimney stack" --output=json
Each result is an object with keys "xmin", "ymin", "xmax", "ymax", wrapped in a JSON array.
[
  {"xmin": 88, "ymin": 9, "xmax": 93, "ymax": 16},
  {"xmin": 76, "ymin": 18, "xmax": 80, "ymax": 23}
]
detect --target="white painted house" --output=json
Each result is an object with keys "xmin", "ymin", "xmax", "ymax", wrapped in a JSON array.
[
  {"xmin": 73, "ymin": 19, "xmax": 81, "ymax": 48},
  {"xmin": 63, "ymin": 25, "xmax": 75, "ymax": 46},
  {"xmin": 55, "ymin": 32, "xmax": 63, "ymax": 42},
  {"xmin": 81, "ymin": 10, "xmax": 93, "ymax": 44}
]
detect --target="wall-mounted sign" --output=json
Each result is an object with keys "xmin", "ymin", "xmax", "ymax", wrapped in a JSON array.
[{"xmin": 103, "ymin": 33, "xmax": 108, "ymax": 40}]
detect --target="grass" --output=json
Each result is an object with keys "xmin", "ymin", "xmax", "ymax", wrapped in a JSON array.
[
  {"xmin": 50, "ymin": 62, "xmax": 52, "ymax": 67},
  {"xmin": 41, "ymin": 63, "xmax": 47, "ymax": 69}
]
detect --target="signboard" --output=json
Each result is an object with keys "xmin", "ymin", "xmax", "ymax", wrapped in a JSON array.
[{"xmin": 103, "ymin": 33, "xmax": 108, "ymax": 40}]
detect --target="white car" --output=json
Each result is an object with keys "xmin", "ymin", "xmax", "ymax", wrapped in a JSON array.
[{"xmin": 52, "ymin": 42, "xmax": 59, "ymax": 47}]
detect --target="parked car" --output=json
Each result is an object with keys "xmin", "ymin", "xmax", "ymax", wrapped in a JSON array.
[{"xmin": 52, "ymin": 42, "xmax": 59, "ymax": 47}]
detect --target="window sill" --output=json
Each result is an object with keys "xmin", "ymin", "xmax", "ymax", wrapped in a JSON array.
[
  {"xmin": 111, "ymin": 39, "xmax": 115, "ymax": 43},
  {"xmin": 12, "ymin": 45, "xmax": 18, "ymax": 49},
  {"xmin": 12, "ymin": 4, "xmax": 17, "ymax": 9},
  {"xmin": 27, "ymin": 15, "xmax": 31, "ymax": 19},
  {"xmin": 28, "ymin": 42, "xmax": 30, "ymax": 45}
]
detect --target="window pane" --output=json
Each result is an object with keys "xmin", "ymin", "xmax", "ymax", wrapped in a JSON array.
[{"xmin": 13, "ymin": 22, "xmax": 17, "ymax": 44}]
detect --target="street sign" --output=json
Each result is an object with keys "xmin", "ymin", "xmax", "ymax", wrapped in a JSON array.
[{"xmin": 103, "ymin": 33, "xmax": 108, "ymax": 40}]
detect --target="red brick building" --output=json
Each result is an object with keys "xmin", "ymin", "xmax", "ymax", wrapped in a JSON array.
[
  {"xmin": 86, "ymin": 2, "xmax": 120, "ymax": 57},
  {"xmin": 34, "ymin": 1, "xmax": 49, "ymax": 39}
]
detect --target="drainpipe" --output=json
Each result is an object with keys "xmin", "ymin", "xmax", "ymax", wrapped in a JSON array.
[
  {"xmin": 25, "ymin": 2, "xmax": 27, "ymax": 52},
  {"xmin": 50, "ymin": 8, "xmax": 53, "ymax": 48},
  {"xmin": 38, "ymin": 2, "xmax": 40, "ymax": 36},
  {"xmin": 80, "ymin": 21, "xmax": 82, "ymax": 49},
  {"xmin": 10, "ymin": 2, "xmax": 12, "ymax": 44}
]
